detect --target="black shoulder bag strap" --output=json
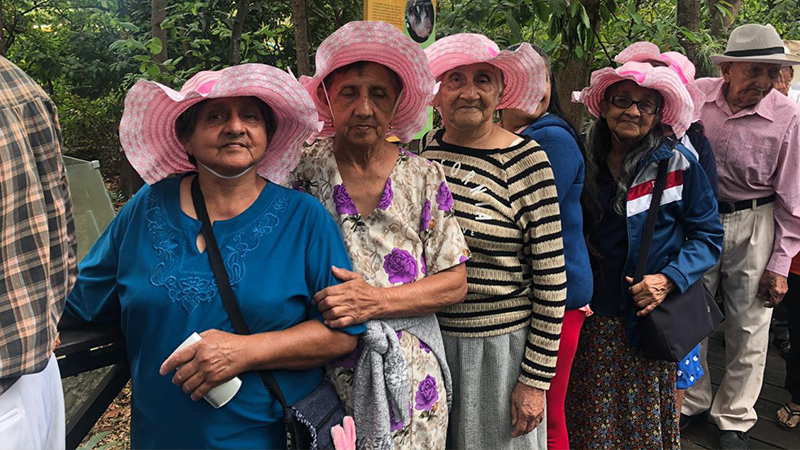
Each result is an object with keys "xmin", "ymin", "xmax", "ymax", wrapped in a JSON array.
[
  {"xmin": 190, "ymin": 176, "xmax": 296, "ymax": 438},
  {"xmin": 633, "ymin": 160, "xmax": 670, "ymax": 284}
]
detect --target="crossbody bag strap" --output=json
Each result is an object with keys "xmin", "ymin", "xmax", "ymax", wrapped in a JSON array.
[
  {"xmin": 633, "ymin": 160, "xmax": 669, "ymax": 284},
  {"xmin": 190, "ymin": 176, "xmax": 292, "ymax": 411}
]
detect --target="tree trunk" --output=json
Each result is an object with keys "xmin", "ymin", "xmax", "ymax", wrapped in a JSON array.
[
  {"xmin": 707, "ymin": 0, "xmax": 743, "ymax": 38},
  {"xmin": 557, "ymin": 0, "xmax": 602, "ymax": 130},
  {"xmin": 151, "ymin": 0, "xmax": 167, "ymax": 64},
  {"xmin": 119, "ymin": 148, "xmax": 144, "ymax": 199},
  {"xmin": 0, "ymin": 0, "xmax": 5, "ymax": 57},
  {"xmin": 677, "ymin": 0, "xmax": 701, "ymax": 66},
  {"xmin": 557, "ymin": 57, "xmax": 595, "ymax": 132},
  {"xmin": 292, "ymin": 0, "xmax": 311, "ymax": 76},
  {"xmin": 229, "ymin": 0, "xmax": 250, "ymax": 65},
  {"xmin": 121, "ymin": 1, "xmax": 169, "ymax": 198}
]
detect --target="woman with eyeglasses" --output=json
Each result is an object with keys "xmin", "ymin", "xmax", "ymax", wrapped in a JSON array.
[{"xmin": 565, "ymin": 62, "xmax": 722, "ymax": 449}]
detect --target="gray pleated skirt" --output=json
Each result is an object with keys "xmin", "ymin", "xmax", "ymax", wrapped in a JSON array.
[{"xmin": 442, "ymin": 327, "xmax": 547, "ymax": 450}]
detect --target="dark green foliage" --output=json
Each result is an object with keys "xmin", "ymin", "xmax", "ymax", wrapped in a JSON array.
[{"xmin": 2, "ymin": 0, "xmax": 798, "ymax": 185}]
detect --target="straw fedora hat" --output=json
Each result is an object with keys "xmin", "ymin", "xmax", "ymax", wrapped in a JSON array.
[{"xmin": 710, "ymin": 24, "xmax": 800, "ymax": 66}]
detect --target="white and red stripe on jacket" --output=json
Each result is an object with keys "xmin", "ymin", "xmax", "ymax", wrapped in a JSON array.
[{"xmin": 626, "ymin": 150, "xmax": 691, "ymax": 217}]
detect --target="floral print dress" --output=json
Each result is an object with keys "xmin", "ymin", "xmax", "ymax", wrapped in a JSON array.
[{"xmin": 288, "ymin": 139, "xmax": 470, "ymax": 449}]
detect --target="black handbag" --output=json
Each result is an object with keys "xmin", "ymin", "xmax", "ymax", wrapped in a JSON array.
[
  {"xmin": 633, "ymin": 160, "xmax": 724, "ymax": 362},
  {"xmin": 191, "ymin": 176, "xmax": 345, "ymax": 450}
]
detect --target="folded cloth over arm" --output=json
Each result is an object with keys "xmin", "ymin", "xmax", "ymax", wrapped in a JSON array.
[
  {"xmin": 351, "ymin": 315, "xmax": 453, "ymax": 450},
  {"xmin": 352, "ymin": 320, "xmax": 410, "ymax": 450}
]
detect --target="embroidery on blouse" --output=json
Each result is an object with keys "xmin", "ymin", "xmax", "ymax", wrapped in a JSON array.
[{"xmin": 145, "ymin": 187, "xmax": 287, "ymax": 314}]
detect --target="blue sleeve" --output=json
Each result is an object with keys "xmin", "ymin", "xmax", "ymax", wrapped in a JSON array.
[
  {"xmin": 65, "ymin": 187, "xmax": 145, "ymax": 324},
  {"xmin": 304, "ymin": 206, "xmax": 366, "ymax": 335},
  {"xmin": 660, "ymin": 150, "xmax": 724, "ymax": 293},
  {"xmin": 689, "ymin": 131, "xmax": 719, "ymax": 200},
  {"xmin": 522, "ymin": 127, "xmax": 583, "ymax": 204}
]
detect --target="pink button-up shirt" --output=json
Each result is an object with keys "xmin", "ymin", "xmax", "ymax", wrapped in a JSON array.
[{"xmin": 696, "ymin": 77, "xmax": 800, "ymax": 275}]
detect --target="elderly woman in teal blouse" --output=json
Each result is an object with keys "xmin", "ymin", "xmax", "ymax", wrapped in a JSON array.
[{"xmin": 64, "ymin": 64, "xmax": 365, "ymax": 449}]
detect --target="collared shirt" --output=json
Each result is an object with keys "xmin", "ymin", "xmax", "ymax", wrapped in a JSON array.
[
  {"xmin": 0, "ymin": 57, "xmax": 77, "ymax": 395},
  {"xmin": 789, "ymin": 86, "xmax": 800, "ymax": 105},
  {"xmin": 696, "ymin": 77, "xmax": 800, "ymax": 275}
]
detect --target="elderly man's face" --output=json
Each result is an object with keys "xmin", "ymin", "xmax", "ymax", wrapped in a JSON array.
[
  {"xmin": 721, "ymin": 62, "xmax": 782, "ymax": 110},
  {"xmin": 321, "ymin": 62, "xmax": 401, "ymax": 148},
  {"xmin": 433, "ymin": 63, "xmax": 503, "ymax": 131}
]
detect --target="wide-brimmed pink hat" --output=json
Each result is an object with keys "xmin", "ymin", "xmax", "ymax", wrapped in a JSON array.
[
  {"xmin": 120, "ymin": 64, "xmax": 320, "ymax": 185},
  {"xmin": 572, "ymin": 61, "xmax": 695, "ymax": 137},
  {"xmin": 615, "ymin": 42, "xmax": 704, "ymax": 125},
  {"xmin": 298, "ymin": 20, "xmax": 434, "ymax": 143},
  {"xmin": 424, "ymin": 34, "xmax": 546, "ymax": 115},
  {"xmin": 615, "ymin": 41, "xmax": 663, "ymax": 66}
]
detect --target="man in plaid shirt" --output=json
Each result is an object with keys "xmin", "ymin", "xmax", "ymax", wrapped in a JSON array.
[{"xmin": 0, "ymin": 56, "xmax": 77, "ymax": 448}]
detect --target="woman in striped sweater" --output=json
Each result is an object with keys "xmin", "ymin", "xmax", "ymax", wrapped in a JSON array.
[
  {"xmin": 500, "ymin": 44, "xmax": 597, "ymax": 450},
  {"xmin": 420, "ymin": 34, "xmax": 567, "ymax": 450}
]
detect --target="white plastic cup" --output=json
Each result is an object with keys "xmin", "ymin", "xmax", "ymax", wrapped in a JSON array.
[{"xmin": 172, "ymin": 332, "xmax": 242, "ymax": 409}]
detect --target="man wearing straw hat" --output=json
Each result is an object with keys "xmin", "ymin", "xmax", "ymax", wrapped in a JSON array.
[{"xmin": 681, "ymin": 23, "xmax": 800, "ymax": 449}]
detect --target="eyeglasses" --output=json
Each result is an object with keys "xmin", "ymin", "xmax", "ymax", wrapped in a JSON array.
[{"xmin": 608, "ymin": 96, "xmax": 660, "ymax": 115}]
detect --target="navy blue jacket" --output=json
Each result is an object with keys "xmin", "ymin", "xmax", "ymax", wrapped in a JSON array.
[
  {"xmin": 619, "ymin": 141, "xmax": 723, "ymax": 346},
  {"xmin": 678, "ymin": 129, "xmax": 719, "ymax": 199},
  {"xmin": 519, "ymin": 114, "xmax": 592, "ymax": 310}
]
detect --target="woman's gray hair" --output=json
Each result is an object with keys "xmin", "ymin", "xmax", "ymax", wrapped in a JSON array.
[{"xmin": 586, "ymin": 117, "xmax": 664, "ymax": 215}]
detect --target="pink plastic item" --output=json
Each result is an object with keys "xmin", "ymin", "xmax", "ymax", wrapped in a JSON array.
[{"xmin": 331, "ymin": 416, "xmax": 356, "ymax": 450}]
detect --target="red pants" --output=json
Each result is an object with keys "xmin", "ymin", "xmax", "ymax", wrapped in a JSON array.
[{"xmin": 547, "ymin": 309, "xmax": 586, "ymax": 450}]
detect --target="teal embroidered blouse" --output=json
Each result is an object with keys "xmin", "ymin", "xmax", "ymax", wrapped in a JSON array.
[{"xmin": 66, "ymin": 175, "xmax": 365, "ymax": 449}]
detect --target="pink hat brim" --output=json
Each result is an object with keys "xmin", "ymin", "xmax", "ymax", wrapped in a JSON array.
[
  {"xmin": 300, "ymin": 21, "xmax": 435, "ymax": 143},
  {"xmin": 573, "ymin": 61, "xmax": 695, "ymax": 137},
  {"xmin": 424, "ymin": 35, "xmax": 546, "ymax": 115},
  {"xmin": 615, "ymin": 41, "xmax": 663, "ymax": 66},
  {"xmin": 119, "ymin": 64, "xmax": 319, "ymax": 185}
]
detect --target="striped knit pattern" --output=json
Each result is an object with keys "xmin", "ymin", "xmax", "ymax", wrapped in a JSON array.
[{"xmin": 421, "ymin": 129, "xmax": 567, "ymax": 388}]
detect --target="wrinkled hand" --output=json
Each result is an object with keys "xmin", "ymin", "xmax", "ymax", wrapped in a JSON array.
[
  {"xmin": 625, "ymin": 274, "xmax": 676, "ymax": 317},
  {"xmin": 757, "ymin": 270, "xmax": 788, "ymax": 308},
  {"xmin": 509, "ymin": 382, "xmax": 545, "ymax": 437},
  {"xmin": 313, "ymin": 266, "xmax": 384, "ymax": 328},
  {"xmin": 159, "ymin": 329, "xmax": 249, "ymax": 401}
]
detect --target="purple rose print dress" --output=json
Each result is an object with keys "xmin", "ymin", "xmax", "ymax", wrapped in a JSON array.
[{"xmin": 288, "ymin": 139, "xmax": 471, "ymax": 449}]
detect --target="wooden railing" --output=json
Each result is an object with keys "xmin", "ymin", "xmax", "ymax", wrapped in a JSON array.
[{"xmin": 56, "ymin": 324, "xmax": 128, "ymax": 449}]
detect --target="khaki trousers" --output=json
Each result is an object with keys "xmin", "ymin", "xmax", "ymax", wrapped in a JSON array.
[{"xmin": 683, "ymin": 203, "xmax": 774, "ymax": 432}]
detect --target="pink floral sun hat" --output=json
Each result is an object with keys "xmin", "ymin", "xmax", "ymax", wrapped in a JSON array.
[
  {"xmin": 615, "ymin": 42, "xmax": 705, "ymax": 125},
  {"xmin": 424, "ymin": 34, "xmax": 546, "ymax": 115},
  {"xmin": 119, "ymin": 63, "xmax": 320, "ymax": 185},
  {"xmin": 572, "ymin": 61, "xmax": 695, "ymax": 137},
  {"xmin": 298, "ymin": 20, "xmax": 435, "ymax": 143}
]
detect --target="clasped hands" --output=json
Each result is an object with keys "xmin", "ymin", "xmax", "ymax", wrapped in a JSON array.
[
  {"xmin": 160, "ymin": 266, "xmax": 378, "ymax": 400},
  {"xmin": 625, "ymin": 274, "xmax": 676, "ymax": 316},
  {"xmin": 313, "ymin": 265, "xmax": 383, "ymax": 328}
]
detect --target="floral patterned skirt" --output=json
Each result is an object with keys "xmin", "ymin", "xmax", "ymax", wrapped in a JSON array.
[
  {"xmin": 565, "ymin": 315, "xmax": 679, "ymax": 450},
  {"xmin": 328, "ymin": 330, "xmax": 448, "ymax": 450}
]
